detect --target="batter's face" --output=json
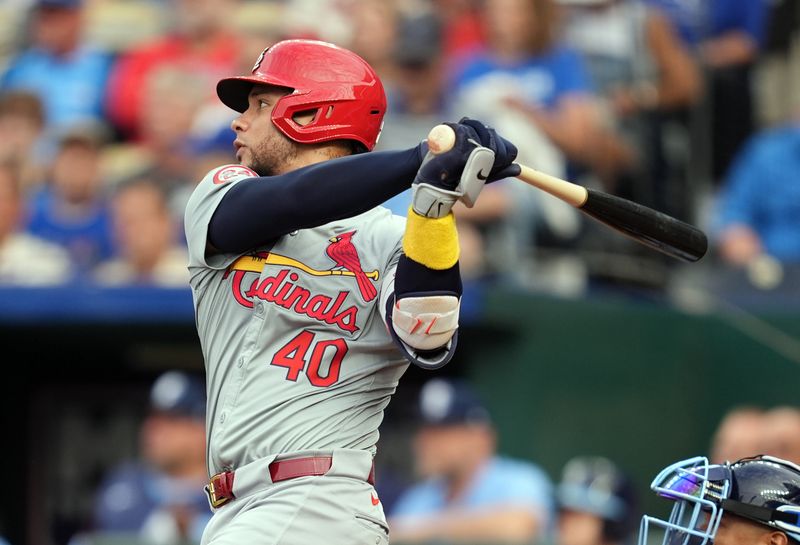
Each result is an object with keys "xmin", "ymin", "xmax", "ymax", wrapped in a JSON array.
[{"xmin": 231, "ymin": 84, "xmax": 299, "ymax": 176}]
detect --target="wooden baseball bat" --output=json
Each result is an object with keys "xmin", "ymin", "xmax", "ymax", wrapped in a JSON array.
[{"xmin": 427, "ymin": 125, "xmax": 708, "ymax": 263}]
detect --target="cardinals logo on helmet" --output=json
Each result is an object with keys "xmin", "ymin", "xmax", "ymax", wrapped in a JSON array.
[{"xmin": 251, "ymin": 48, "xmax": 267, "ymax": 73}]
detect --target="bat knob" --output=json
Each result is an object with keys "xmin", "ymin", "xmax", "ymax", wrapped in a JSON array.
[{"xmin": 427, "ymin": 124, "xmax": 456, "ymax": 155}]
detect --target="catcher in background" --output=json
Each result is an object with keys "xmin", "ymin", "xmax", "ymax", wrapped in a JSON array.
[
  {"xmin": 639, "ymin": 454, "xmax": 800, "ymax": 545},
  {"xmin": 183, "ymin": 39, "xmax": 519, "ymax": 545}
]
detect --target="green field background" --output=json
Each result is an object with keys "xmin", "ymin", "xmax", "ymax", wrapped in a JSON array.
[{"xmin": 460, "ymin": 288, "xmax": 800, "ymax": 516}]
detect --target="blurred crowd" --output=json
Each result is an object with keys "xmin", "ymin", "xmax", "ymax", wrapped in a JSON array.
[
  {"xmin": 26, "ymin": 371, "xmax": 800, "ymax": 545},
  {"xmin": 1, "ymin": 2, "xmax": 798, "ymax": 543},
  {"xmin": 0, "ymin": 0, "xmax": 798, "ymax": 293}
]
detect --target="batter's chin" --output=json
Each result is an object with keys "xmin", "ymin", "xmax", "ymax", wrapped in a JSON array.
[
  {"xmin": 245, "ymin": 162, "xmax": 269, "ymax": 177},
  {"xmin": 243, "ymin": 156, "xmax": 274, "ymax": 176},
  {"xmin": 237, "ymin": 156, "xmax": 264, "ymax": 176}
]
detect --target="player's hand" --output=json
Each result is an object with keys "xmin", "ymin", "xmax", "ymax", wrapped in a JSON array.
[
  {"xmin": 457, "ymin": 117, "xmax": 521, "ymax": 182},
  {"xmin": 410, "ymin": 123, "xmax": 493, "ymax": 218},
  {"xmin": 415, "ymin": 122, "xmax": 481, "ymax": 192}
]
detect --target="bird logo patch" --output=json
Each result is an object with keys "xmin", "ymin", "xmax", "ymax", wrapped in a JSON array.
[
  {"xmin": 326, "ymin": 231, "xmax": 378, "ymax": 302},
  {"xmin": 223, "ymin": 232, "xmax": 379, "ymax": 331}
]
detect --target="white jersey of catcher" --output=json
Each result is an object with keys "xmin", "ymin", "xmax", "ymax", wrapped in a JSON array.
[{"xmin": 185, "ymin": 165, "xmax": 409, "ymax": 475}]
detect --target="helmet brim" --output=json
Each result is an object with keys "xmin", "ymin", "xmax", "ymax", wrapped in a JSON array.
[
  {"xmin": 216, "ymin": 76, "xmax": 294, "ymax": 113},
  {"xmin": 217, "ymin": 77, "xmax": 256, "ymax": 113}
]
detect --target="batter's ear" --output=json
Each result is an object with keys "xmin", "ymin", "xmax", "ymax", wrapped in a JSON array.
[{"xmin": 767, "ymin": 531, "xmax": 788, "ymax": 545}]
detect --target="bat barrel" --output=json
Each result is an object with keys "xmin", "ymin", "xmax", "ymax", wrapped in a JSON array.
[{"xmin": 581, "ymin": 188, "xmax": 708, "ymax": 262}]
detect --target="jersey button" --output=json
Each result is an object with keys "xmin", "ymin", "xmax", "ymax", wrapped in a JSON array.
[
  {"xmin": 237, "ymin": 357, "xmax": 245, "ymax": 368},
  {"xmin": 255, "ymin": 304, "xmax": 264, "ymax": 316},
  {"xmin": 219, "ymin": 412, "xmax": 226, "ymax": 423}
]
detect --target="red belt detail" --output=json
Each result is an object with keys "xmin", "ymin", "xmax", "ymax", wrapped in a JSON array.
[
  {"xmin": 269, "ymin": 455, "xmax": 334, "ymax": 482},
  {"xmin": 205, "ymin": 456, "xmax": 375, "ymax": 508},
  {"xmin": 205, "ymin": 470, "xmax": 235, "ymax": 509}
]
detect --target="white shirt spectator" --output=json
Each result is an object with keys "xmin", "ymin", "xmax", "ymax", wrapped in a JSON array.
[{"xmin": 0, "ymin": 232, "xmax": 72, "ymax": 285}]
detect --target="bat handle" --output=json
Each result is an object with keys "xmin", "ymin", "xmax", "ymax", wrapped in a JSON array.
[
  {"xmin": 428, "ymin": 126, "xmax": 588, "ymax": 208},
  {"xmin": 516, "ymin": 164, "xmax": 589, "ymax": 208}
]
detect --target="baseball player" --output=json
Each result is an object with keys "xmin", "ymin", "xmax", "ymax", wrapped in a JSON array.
[
  {"xmin": 639, "ymin": 454, "xmax": 800, "ymax": 545},
  {"xmin": 183, "ymin": 39, "xmax": 519, "ymax": 545}
]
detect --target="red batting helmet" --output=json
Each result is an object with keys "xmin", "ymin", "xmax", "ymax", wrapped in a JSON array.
[{"xmin": 217, "ymin": 39, "xmax": 387, "ymax": 151}]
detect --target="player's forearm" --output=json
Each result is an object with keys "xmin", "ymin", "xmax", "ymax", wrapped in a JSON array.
[
  {"xmin": 395, "ymin": 255, "xmax": 462, "ymax": 298},
  {"xmin": 387, "ymin": 211, "xmax": 463, "ymax": 368},
  {"xmin": 208, "ymin": 146, "xmax": 424, "ymax": 252},
  {"xmin": 388, "ymin": 254, "xmax": 462, "ymax": 356}
]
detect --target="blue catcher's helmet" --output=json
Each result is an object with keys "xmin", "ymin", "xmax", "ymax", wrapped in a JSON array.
[{"xmin": 639, "ymin": 455, "xmax": 800, "ymax": 545}]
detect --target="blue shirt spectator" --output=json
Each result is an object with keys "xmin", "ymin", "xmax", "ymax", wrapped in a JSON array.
[
  {"xmin": 442, "ymin": 0, "xmax": 616, "ymax": 275},
  {"xmin": 0, "ymin": 157, "xmax": 73, "ymax": 285},
  {"xmin": 388, "ymin": 377, "xmax": 554, "ymax": 544},
  {"xmin": 89, "ymin": 371, "xmax": 210, "ymax": 544},
  {"xmin": 1, "ymin": 0, "xmax": 113, "ymax": 132},
  {"xmin": 445, "ymin": 43, "xmax": 594, "ymax": 276},
  {"xmin": 392, "ymin": 455, "xmax": 553, "ymax": 518},
  {"xmin": 712, "ymin": 123, "xmax": 800, "ymax": 264},
  {"xmin": 25, "ymin": 129, "xmax": 114, "ymax": 273},
  {"xmin": 451, "ymin": 46, "xmax": 592, "ymax": 112},
  {"xmin": 648, "ymin": 0, "xmax": 767, "ymax": 184},
  {"xmin": 646, "ymin": 0, "xmax": 766, "ymax": 48},
  {"xmin": 26, "ymin": 187, "xmax": 114, "ymax": 272},
  {"xmin": 93, "ymin": 462, "xmax": 210, "ymax": 540},
  {"xmin": 447, "ymin": 0, "xmax": 598, "ymax": 171}
]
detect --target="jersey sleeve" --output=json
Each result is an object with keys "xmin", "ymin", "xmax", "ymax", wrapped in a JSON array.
[{"xmin": 184, "ymin": 164, "xmax": 259, "ymax": 270}]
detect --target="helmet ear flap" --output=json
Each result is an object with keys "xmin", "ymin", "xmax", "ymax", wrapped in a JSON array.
[
  {"xmin": 293, "ymin": 104, "xmax": 368, "ymax": 153},
  {"xmin": 271, "ymin": 90, "xmax": 380, "ymax": 150},
  {"xmin": 289, "ymin": 107, "xmax": 321, "ymax": 128}
]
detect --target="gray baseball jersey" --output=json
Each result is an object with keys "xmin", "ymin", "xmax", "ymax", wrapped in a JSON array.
[{"xmin": 184, "ymin": 165, "xmax": 410, "ymax": 475}]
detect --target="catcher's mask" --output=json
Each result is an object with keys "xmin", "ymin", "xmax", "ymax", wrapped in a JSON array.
[{"xmin": 639, "ymin": 455, "xmax": 800, "ymax": 545}]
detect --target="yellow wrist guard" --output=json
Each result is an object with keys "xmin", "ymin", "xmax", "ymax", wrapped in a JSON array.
[{"xmin": 402, "ymin": 207, "xmax": 459, "ymax": 270}]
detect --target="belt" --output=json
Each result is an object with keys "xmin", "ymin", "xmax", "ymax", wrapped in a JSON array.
[{"xmin": 205, "ymin": 455, "xmax": 376, "ymax": 508}]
